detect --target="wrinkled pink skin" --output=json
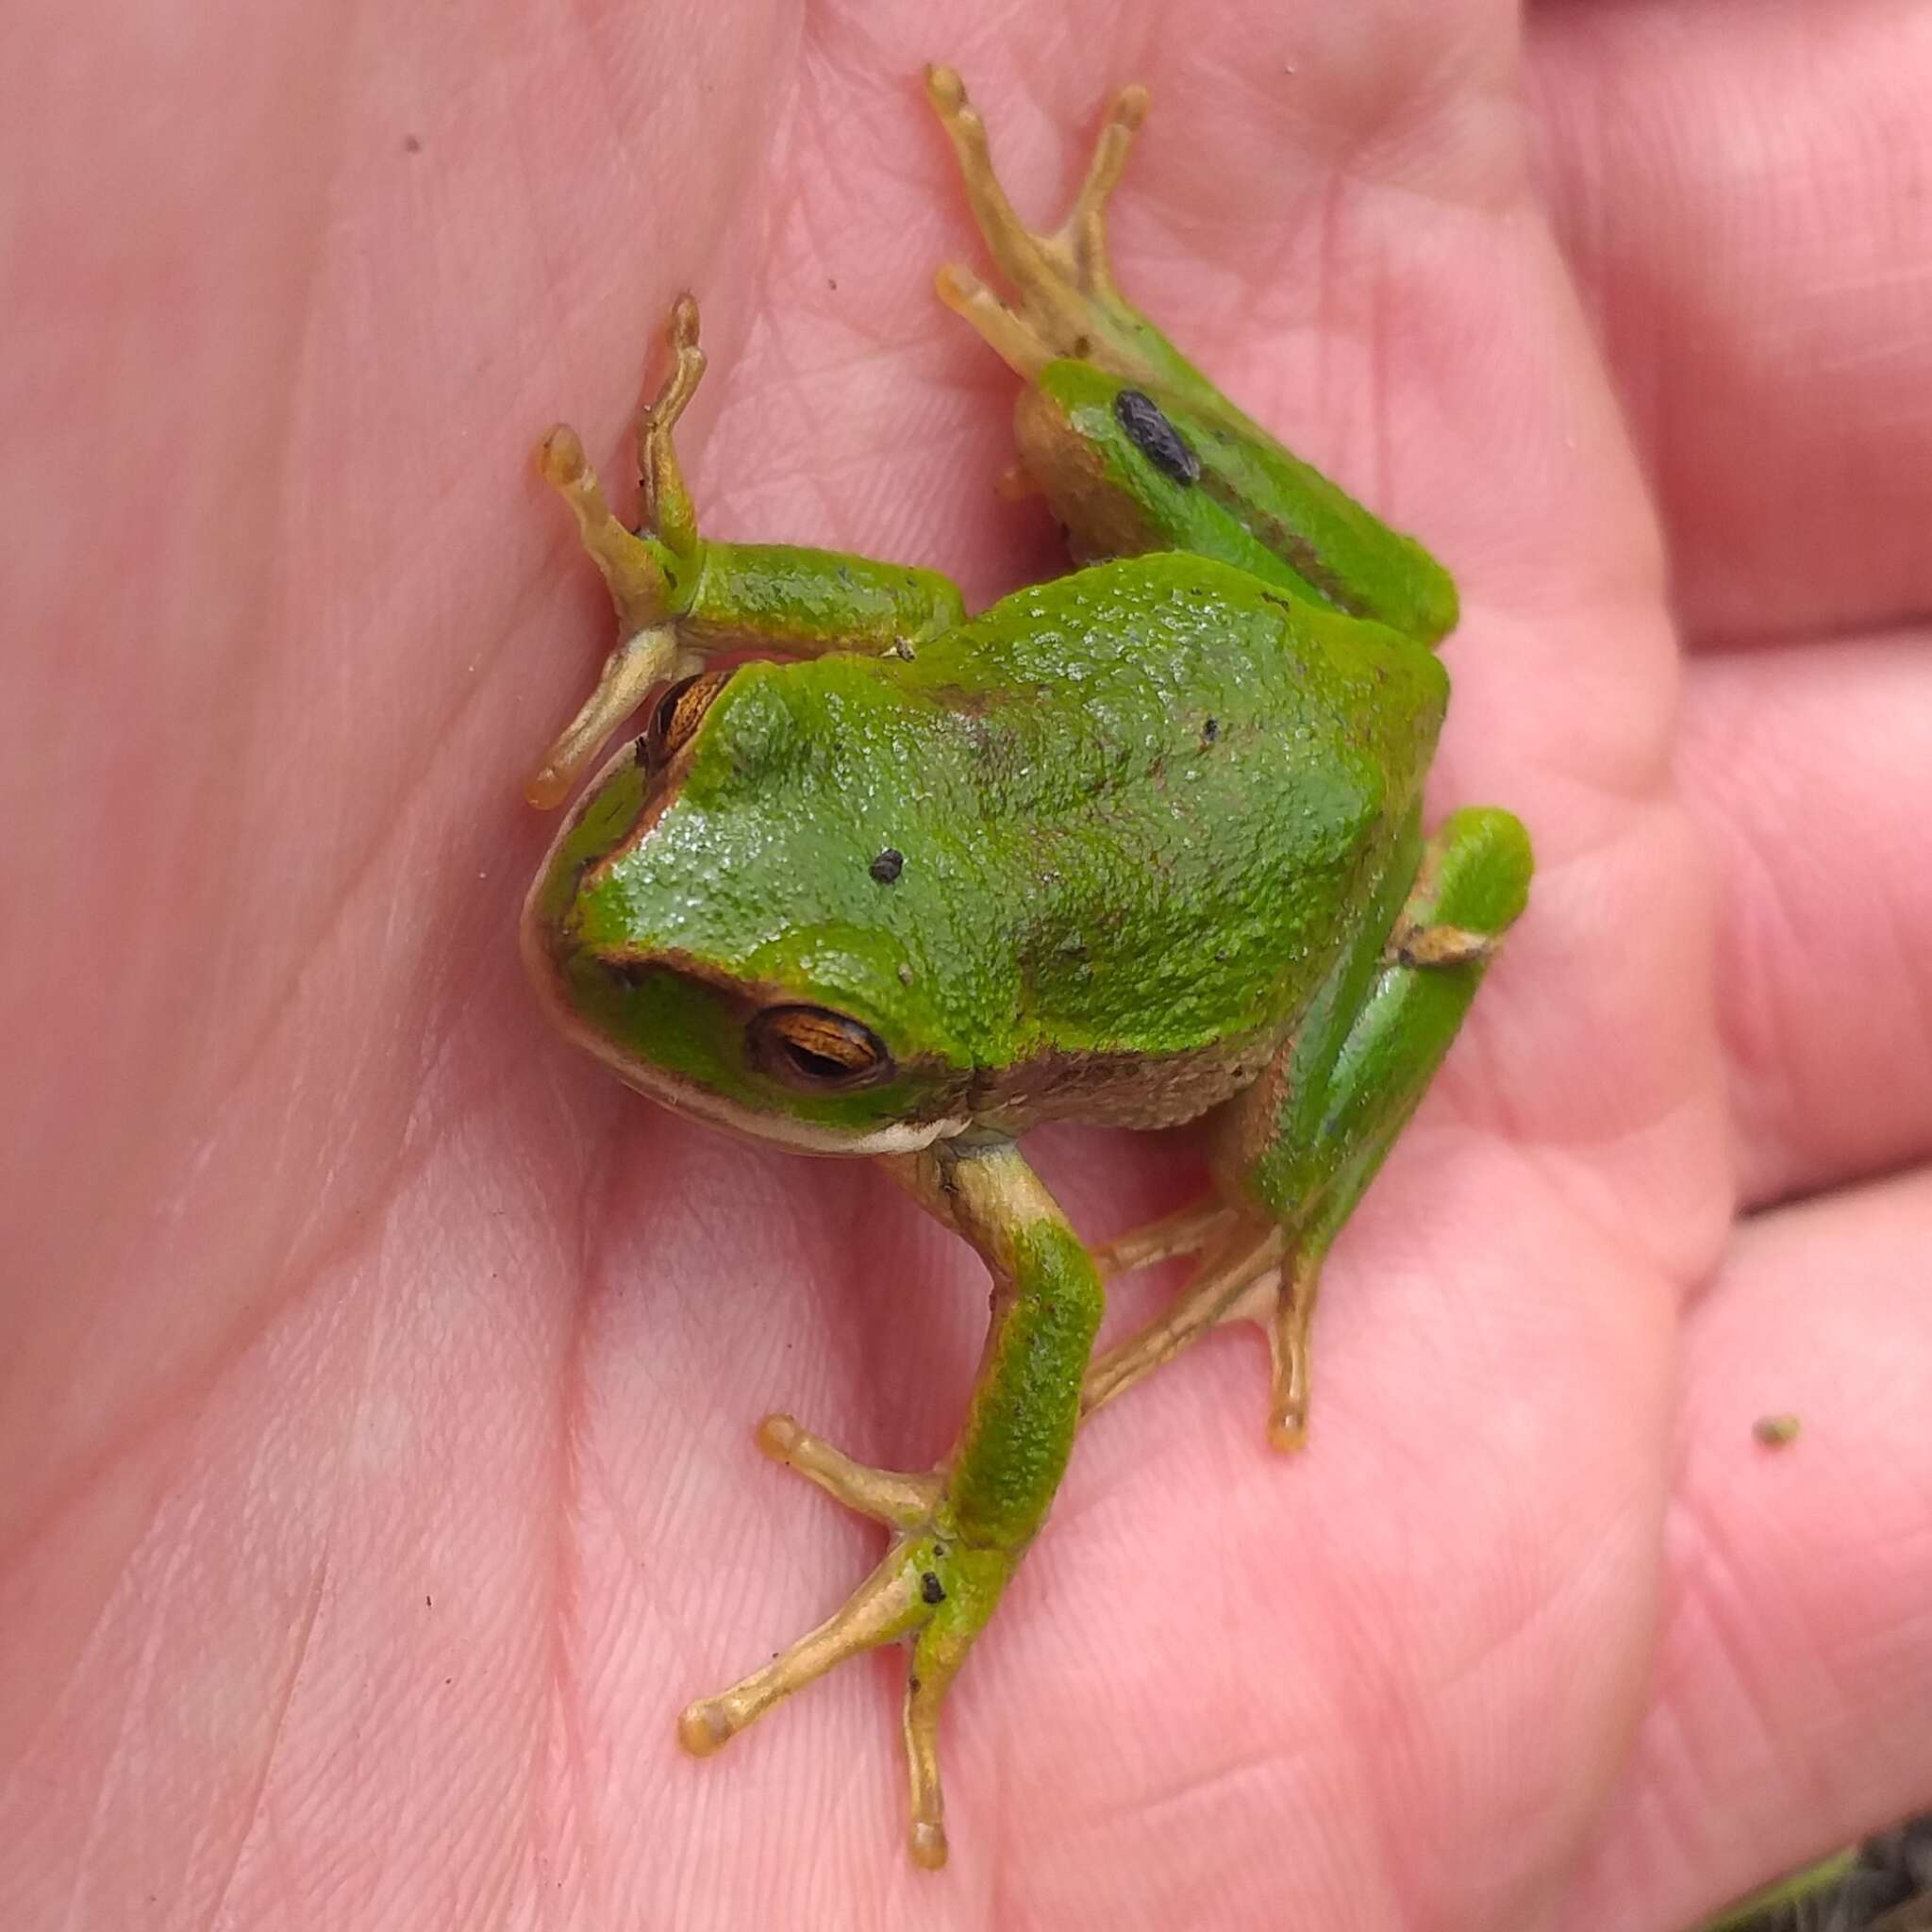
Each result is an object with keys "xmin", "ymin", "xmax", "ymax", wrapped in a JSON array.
[{"xmin": 5, "ymin": 3, "xmax": 1932, "ymax": 1926}]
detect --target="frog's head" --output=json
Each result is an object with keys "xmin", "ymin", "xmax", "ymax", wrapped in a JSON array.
[{"xmin": 521, "ymin": 658, "xmax": 988, "ymax": 1154}]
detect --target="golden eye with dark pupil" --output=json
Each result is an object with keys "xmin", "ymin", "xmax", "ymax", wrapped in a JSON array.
[
  {"xmin": 643, "ymin": 670, "xmax": 730, "ymax": 766},
  {"xmin": 748, "ymin": 1007, "xmax": 892, "ymax": 1091}
]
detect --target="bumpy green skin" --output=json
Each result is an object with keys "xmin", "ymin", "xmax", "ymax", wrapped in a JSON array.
[
  {"xmin": 536, "ymin": 553, "xmax": 1446, "ymax": 1139},
  {"xmin": 1222, "ymin": 805, "xmax": 1533, "ymax": 1241},
  {"xmin": 947, "ymin": 1216, "xmax": 1103, "ymax": 1546},
  {"xmin": 682, "ymin": 541, "xmax": 965, "ymax": 655}
]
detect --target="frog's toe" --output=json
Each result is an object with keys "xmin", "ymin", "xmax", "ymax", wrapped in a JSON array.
[
  {"xmin": 1246, "ymin": 1254, "xmax": 1322, "ymax": 1455},
  {"xmin": 681, "ymin": 1418, "xmax": 1015, "ymax": 1866},
  {"xmin": 756, "ymin": 1410, "xmax": 941, "ymax": 1527},
  {"xmin": 676, "ymin": 1539, "xmax": 929, "ymax": 1752},
  {"xmin": 926, "ymin": 63, "xmax": 1154, "ymax": 380},
  {"xmin": 1083, "ymin": 1216, "xmax": 1325, "ymax": 1451}
]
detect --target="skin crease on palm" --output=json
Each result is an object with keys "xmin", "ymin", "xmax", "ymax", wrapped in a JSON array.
[{"xmin": 3, "ymin": 0, "xmax": 1931, "ymax": 1924}]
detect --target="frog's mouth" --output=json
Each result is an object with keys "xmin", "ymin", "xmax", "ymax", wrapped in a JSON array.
[{"xmin": 523, "ymin": 931, "xmax": 973, "ymax": 1158}]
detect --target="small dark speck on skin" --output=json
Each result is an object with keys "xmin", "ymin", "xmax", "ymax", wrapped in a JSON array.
[
  {"xmin": 1114, "ymin": 389, "xmax": 1201, "ymax": 485},
  {"xmin": 425, "ymin": 1594, "xmax": 432, "ymax": 1607},
  {"xmin": 827, "ymin": 276, "xmax": 838, "ymax": 291},
  {"xmin": 1202, "ymin": 717, "xmax": 1220, "ymax": 742},
  {"xmin": 871, "ymin": 848, "xmax": 905, "ymax": 884},
  {"xmin": 921, "ymin": 1572, "xmax": 946, "ymax": 1605},
  {"xmin": 908, "ymin": 1674, "xmax": 922, "ymax": 1693},
  {"xmin": 403, "ymin": 134, "xmax": 422, "ymax": 154}
]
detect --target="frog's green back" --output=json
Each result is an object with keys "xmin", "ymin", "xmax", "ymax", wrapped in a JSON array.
[{"xmin": 575, "ymin": 553, "xmax": 1446, "ymax": 1091}]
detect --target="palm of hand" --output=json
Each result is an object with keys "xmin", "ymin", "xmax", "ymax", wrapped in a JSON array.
[{"xmin": 5, "ymin": 4, "xmax": 1929, "ymax": 1927}]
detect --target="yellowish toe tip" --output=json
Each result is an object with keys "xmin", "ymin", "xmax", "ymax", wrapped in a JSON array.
[
  {"xmin": 524, "ymin": 765, "xmax": 571, "ymax": 811},
  {"xmin": 924, "ymin": 65, "xmax": 964, "ymax": 110},
  {"xmin": 537, "ymin": 425, "xmax": 587, "ymax": 484},
  {"xmin": 933, "ymin": 263, "xmax": 976, "ymax": 307},
  {"xmin": 909, "ymin": 1821, "xmax": 949, "ymax": 1870},
  {"xmin": 1114, "ymin": 84, "xmax": 1151, "ymax": 128},
  {"xmin": 1266, "ymin": 1411, "xmax": 1308, "ymax": 1455},
  {"xmin": 756, "ymin": 1413, "xmax": 801, "ymax": 1460},
  {"xmin": 677, "ymin": 1701, "xmax": 734, "ymax": 1757}
]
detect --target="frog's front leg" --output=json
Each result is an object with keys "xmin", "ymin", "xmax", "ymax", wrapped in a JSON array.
[
  {"xmin": 678, "ymin": 1139, "xmax": 1103, "ymax": 1870},
  {"xmin": 1085, "ymin": 807, "xmax": 1533, "ymax": 1448},
  {"xmin": 528, "ymin": 297, "xmax": 966, "ymax": 808}
]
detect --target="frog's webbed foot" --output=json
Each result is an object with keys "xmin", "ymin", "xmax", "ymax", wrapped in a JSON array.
[
  {"xmin": 525, "ymin": 300, "xmax": 708, "ymax": 808},
  {"xmin": 677, "ymin": 1413, "xmax": 1008, "ymax": 1871},
  {"xmin": 1085, "ymin": 1203, "xmax": 1322, "ymax": 1452},
  {"xmin": 926, "ymin": 65, "xmax": 1160, "ymax": 389}
]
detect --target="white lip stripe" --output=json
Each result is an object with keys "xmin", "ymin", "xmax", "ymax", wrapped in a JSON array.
[
  {"xmin": 520, "ymin": 910, "xmax": 968, "ymax": 1158},
  {"xmin": 562, "ymin": 1008, "xmax": 969, "ymax": 1154}
]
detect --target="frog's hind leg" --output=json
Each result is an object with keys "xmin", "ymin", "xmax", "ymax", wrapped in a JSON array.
[
  {"xmin": 926, "ymin": 65, "xmax": 1162, "ymax": 388},
  {"xmin": 1086, "ymin": 807, "xmax": 1534, "ymax": 1449}
]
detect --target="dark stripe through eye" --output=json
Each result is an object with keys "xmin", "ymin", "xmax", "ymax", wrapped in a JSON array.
[{"xmin": 1113, "ymin": 390, "xmax": 1200, "ymax": 485}]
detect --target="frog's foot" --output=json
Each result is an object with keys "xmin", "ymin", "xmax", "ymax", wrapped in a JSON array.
[
  {"xmin": 677, "ymin": 1412, "xmax": 1014, "ymax": 1871},
  {"xmin": 1085, "ymin": 1208, "xmax": 1324, "ymax": 1452},
  {"xmin": 526, "ymin": 300, "xmax": 709, "ymax": 808},
  {"xmin": 926, "ymin": 64, "xmax": 1160, "ymax": 388}
]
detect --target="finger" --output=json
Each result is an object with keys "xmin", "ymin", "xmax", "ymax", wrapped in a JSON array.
[
  {"xmin": 1675, "ymin": 627, "xmax": 1932, "ymax": 1208},
  {"xmin": 1529, "ymin": 0, "xmax": 1932, "ymax": 642},
  {"xmin": 1560, "ymin": 1167, "xmax": 1932, "ymax": 1932}
]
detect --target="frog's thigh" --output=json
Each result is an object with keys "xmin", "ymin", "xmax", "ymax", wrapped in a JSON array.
[{"xmin": 1085, "ymin": 807, "xmax": 1533, "ymax": 1447}]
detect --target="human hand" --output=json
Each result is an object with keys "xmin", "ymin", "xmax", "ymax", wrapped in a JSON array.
[{"xmin": 4, "ymin": 3, "xmax": 1927, "ymax": 1927}]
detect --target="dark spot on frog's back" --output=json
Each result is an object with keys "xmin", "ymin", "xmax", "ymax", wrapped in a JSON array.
[
  {"xmin": 870, "ymin": 848, "xmax": 904, "ymax": 884},
  {"xmin": 1114, "ymin": 390, "xmax": 1200, "ymax": 486}
]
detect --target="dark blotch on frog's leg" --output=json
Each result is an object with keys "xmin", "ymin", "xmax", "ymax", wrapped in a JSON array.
[
  {"xmin": 1114, "ymin": 390, "xmax": 1200, "ymax": 485},
  {"xmin": 1202, "ymin": 717, "xmax": 1220, "ymax": 743},
  {"xmin": 921, "ymin": 1572, "xmax": 946, "ymax": 1606},
  {"xmin": 872, "ymin": 848, "xmax": 905, "ymax": 883}
]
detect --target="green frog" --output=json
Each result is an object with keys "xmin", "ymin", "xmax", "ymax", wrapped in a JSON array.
[{"xmin": 521, "ymin": 66, "xmax": 1532, "ymax": 1870}]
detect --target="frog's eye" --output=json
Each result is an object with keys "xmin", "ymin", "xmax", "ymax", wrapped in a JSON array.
[
  {"xmin": 748, "ymin": 1006, "xmax": 893, "ymax": 1091},
  {"xmin": 642, "ymin": 670, "xmax": 731, "ymax": 767}
]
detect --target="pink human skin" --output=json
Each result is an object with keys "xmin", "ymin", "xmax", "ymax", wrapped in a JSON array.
[{"xmin": 3, "ymin": 2, "xmax": 1929, "ymax": 1926}]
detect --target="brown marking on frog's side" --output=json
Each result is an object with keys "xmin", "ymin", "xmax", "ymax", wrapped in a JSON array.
[
  {"xmin": 1201, "ymin": 473, "xmax": 1365, "ymax": 617},
  {"xmin": 964, "ymin": 1025, "xmax": 1280, "ymax": 1135}
]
